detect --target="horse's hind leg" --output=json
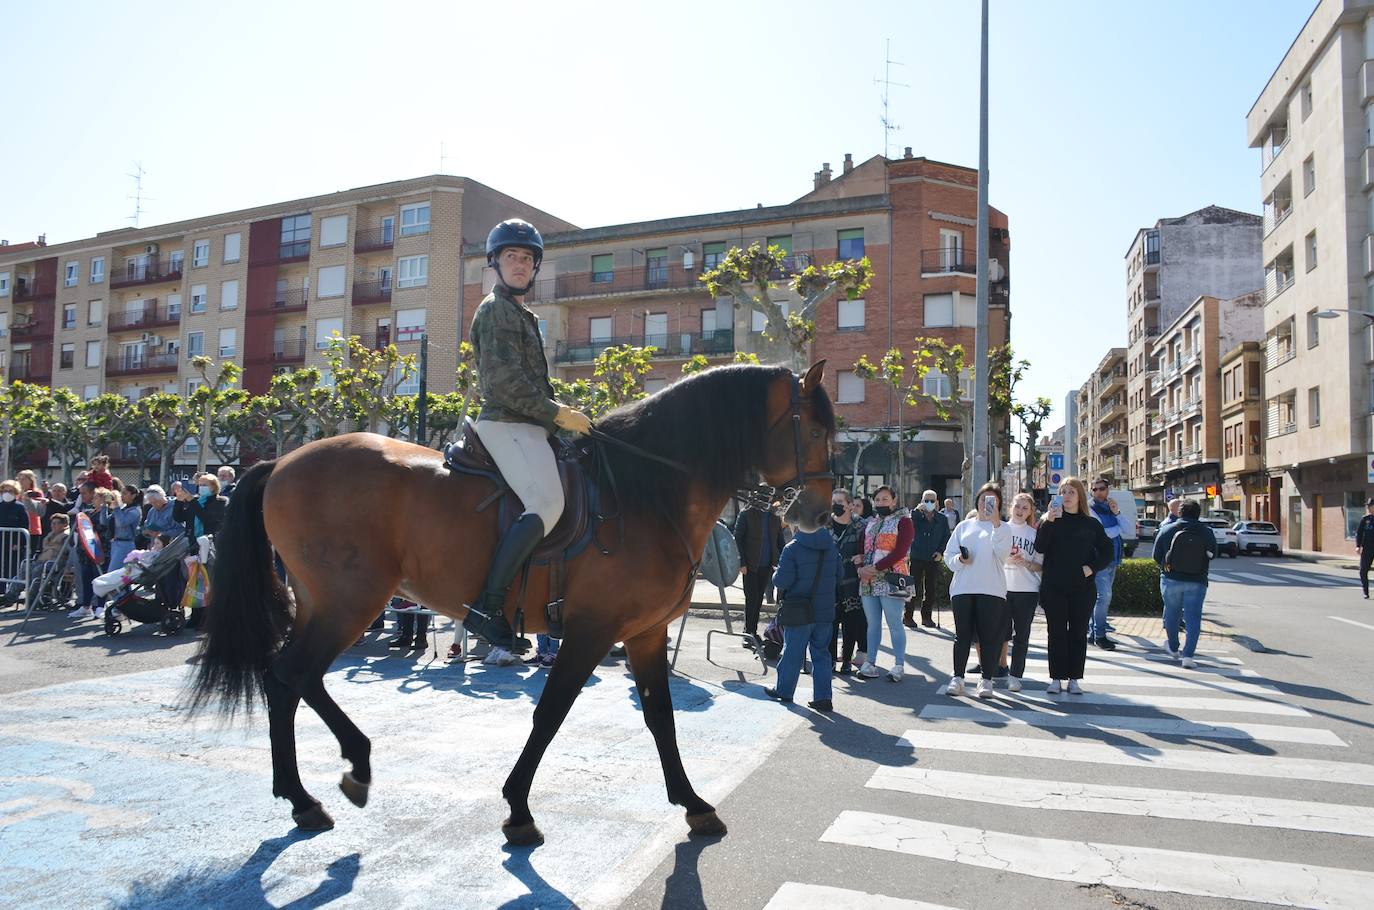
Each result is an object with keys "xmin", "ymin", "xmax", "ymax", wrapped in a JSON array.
[
  {"xmin": 301, "ymin": 677, "xmax": 372, "ymax": 807},
  {"xmin": 264, "ymin": 665, "xmax": 332, "ymax": 831},
  {"xmin": 625, "ymin": 628, "xmax": 726, "ymax": 837}
]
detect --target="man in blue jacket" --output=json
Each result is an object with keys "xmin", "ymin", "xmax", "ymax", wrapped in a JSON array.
[{"xmin": 1151, "ymin": 499, "xmax": 1216, "ymax": 669}]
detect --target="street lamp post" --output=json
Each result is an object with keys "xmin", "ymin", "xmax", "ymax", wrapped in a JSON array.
[{"xmin": 971, "ymin": 0, "xmax": 992, "ymax": 490}]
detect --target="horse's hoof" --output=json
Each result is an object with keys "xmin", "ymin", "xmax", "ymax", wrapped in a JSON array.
[
  {"xmin": 502, "ymin": 819, "xmax": 545, "ymax": 847},
  {"xmin": 685, "ymin": 810, "xmax": 728, "ymax": 837},
  {"xmin": 292, "ymin": 803, "xmax": 335, "ymax": 832},
  {"xmin": 339, "ymin": 772, "xmax": 369, "ymax": 808}
]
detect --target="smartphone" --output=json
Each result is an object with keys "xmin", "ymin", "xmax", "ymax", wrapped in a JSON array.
[
  {"xmin": 959, "ymin": 545, "xmax": 970, "ymax": 560},
  {"xmin": 1051, "ymin": 494, "xmax": 1063, "ymax": 511},
  {"xmin": 983, "ymin": 495, "xmax": 996, "ymax": 514}
]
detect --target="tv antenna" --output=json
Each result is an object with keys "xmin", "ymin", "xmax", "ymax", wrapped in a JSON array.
[
  {"xmin": 874, "ymin": 38, "xmax": 908, "ymax": 158},
  {"xmin": 126, "ymin": 162, "xmax": 152, "ymax": 227},
  {"xmin": 439, "ymin": 141, "xmax": 453, "ymax": 175}
]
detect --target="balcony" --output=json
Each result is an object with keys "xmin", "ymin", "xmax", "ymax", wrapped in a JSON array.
[
  {"xmin": 1179, "ymin": 350, "xmax": 1200, "ymax": 372},
  {"xmin": 354, "ymin": 226, "xmax": 395, "ymax": 254},
  {"xmin": 1100, "ymin": 430, "xmax": 1127, "ymax": 450},
  {"xmin": 1362, "ymin": 59, "xmax": 1374, "ymax": 103},
  {"xmin": 1101, "ymin": 369, "xmax": 1126, "ymax": 395},
  {"xmin": 1364, "ymin": 147, "xmax": 1374, "ymax": 192},
  {"xmin": 1097, "ymin": 398, "xmax": 1125, "ymax": 423},
  {"xmin": 352, "ymin": 279, "xmax": 392, "ymax": 306},
  {"xmin": 1179, "ymin": 395, "xmax": 1201, "ymax": 417},
  {"xmin": 539, "ymin": 259, "xmax": 751, "ymax": 303},
  {"xmin": 248, "ymin": 340, "xmax": 307, "ymax": 365},
  {"xmin": 107, "ymin": 301, "xmax": 181, "ymax": 332},
  {"xmin": 920, "ymin": 248, "xmax": 976, "ymax": 275},
  {"xmin": 105, "ymin": 351, "xmax": 180, "ymax": 377},
  {"xmin": 10, "ymin": 316, "xmax": 53, "ymax": 341},
  {"xmin": 13, "ymin": 278, "xmax": 55, "ymax": 302},
  {"xmin": 1178, "ymin": 445, "xmax": 1203, "ymax": 466},
  {"xmin": 110, "ymin": 260, "xmax": 184, "ymax": 290},
  {"xmin": 555, "ymin": 330, "xmax": 735, "ymax": 364},
  {"xmin": 1267, "ymin": 345, "xmax": 1296, "ymax": 370},
  {"xmin": 273, "ymin": 287, "xmax": 309, "ymax": 313},
  {"xmin": 278, "ymin": 240, "xmax": 311, "ymax": 264},
  {"xmin": 9, "ymin": 347, "xmax": 52, "ymax": 384}
]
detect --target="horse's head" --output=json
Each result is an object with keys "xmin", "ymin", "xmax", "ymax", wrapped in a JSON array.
[{"xmin": 758, "ymin": 361, "xmax": 836, "ymax": 533}]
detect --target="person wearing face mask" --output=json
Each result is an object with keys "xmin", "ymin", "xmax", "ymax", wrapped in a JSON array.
[
  {"xmin": 828, "ymin": 489, "xmax": 868, "ymax": 675},
  {"xmin": 943, "ymin": 482, "xmax": 1012, "ymax": 697},
  {"xmin": 174, "ymin": 474, "xmax": 228, "ymax": 629},
  {"xmin": 1001, "ymin": 492, "xmax": 1044, "ymax": 691},
  {"xmin": 856, "ymin": 486, "xmax": 914, "ymax": 682},
  {"xmin": 906, "ymin": 489, "xmax": 951, "ymax": 629},
  {"xmin": 0, "ymin": 480, "xmax": 29, "ymax": 607}
]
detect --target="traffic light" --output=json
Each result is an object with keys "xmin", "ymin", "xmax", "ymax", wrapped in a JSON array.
[{"xmin": 1206, "ymin": 485, "xmax": 1217, "ymax": 497}]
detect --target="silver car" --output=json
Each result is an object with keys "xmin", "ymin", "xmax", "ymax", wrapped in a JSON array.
[
  {"xmin": 1137, "ymin": 518, "xmax": 1161, "ymax": 542},
  {"xmin": 1234, "ymin": 520, "xmax": 1282, "ymax": 555}
]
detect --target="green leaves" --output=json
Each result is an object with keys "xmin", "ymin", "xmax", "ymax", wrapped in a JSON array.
[{"xmin": 550, "ymin": 344, "xmax": 656, "ymax": 419}]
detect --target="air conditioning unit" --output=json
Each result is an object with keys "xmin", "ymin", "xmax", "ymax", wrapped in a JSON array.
[
  {"xmin": 145, "ymin": 243, "xmax": 160, "ymax": 255},
  {"xmin": 147, "ymin": 335, "xmax": 164, "ymax": 347},
  {"xmin": 140, "ymin": 332, "xmax": 152, "ymax": 343}
]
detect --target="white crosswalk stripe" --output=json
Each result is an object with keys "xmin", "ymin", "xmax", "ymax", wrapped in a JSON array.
[
  {"xmin": 1022, "ymin": 672, "xmax": 1282, "ymax": 695},
  {"xmin": 1330, "ymin": 615, "xmax": 1374, "ymax": 633},
  {"xmin": 1026, "ymin": 639, "xmax": 1231, "ymax": 655},
  {"xmin": 1016, "ymin": 658, "xmax": 1261, "ymax": 680},
  {"xmin": 763, "ymin": 882, "xmax": 961, "ymax": 910},
  {"xmin": 932, "ymin": 685, "xmax": 1309, "ymax": 716}
]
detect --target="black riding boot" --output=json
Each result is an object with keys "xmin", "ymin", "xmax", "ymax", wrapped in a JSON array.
[{"xmin": 464, "ymin": 513, "xmax": 542, "ymax": 654}]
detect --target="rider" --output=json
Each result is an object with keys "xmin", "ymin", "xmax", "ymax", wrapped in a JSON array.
[{"xmin": 465, "ymin": 219, "xmax": 592, "ymax": 666}]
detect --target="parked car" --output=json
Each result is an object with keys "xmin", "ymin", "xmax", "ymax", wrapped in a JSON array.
[
  {"xmin": 1201, "ymin": 518, "xmax": 1239, "ymax": 557},
  {"xmin": 1137, "ymin": 518, "xmax": 1161, "ymax": 542},
  {"xmin": 1234, "ymin": 520, "xmax": 1282, "ymax": 555}
]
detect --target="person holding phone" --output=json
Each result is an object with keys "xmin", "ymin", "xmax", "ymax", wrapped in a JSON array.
[
  {"xmin": 856, "ymin": 486, "xmax": 914, "ymax": 682},
  {"xmin": 1035, "ymin": 477, "xmax": 1115, "ymax": 694},
  {"xmin": 1002, "ymin": 492, "xmax": 1044, "ymax": 691},
  {"xmin": 942, "ymin": 482, "xmax": 1012, "ymax": 697}
]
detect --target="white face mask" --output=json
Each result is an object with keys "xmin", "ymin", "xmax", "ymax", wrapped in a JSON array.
[
  {"xmin": 0, "ymin": 493, "xmax": 14, "ymax": 503},
  {"xmin": 920, "ymin": 501, "xmax": 937, "ymax": 511}
]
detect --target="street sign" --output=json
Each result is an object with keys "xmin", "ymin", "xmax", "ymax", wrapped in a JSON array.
[
  {"xmin": 1367, "ymin": 455, "xmax": 1374, "ymax": 484},
  {"xmin": 1048, "ymin": 471, "xmax": 1062, "ymax": 494},
  {"xmin": 1049, "ymin": 453, "xmax": 1064, "ymax": 471}
]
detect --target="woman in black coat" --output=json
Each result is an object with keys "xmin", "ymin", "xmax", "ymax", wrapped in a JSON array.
[
  {"xmin": 828, "ymin": 489, "xmax": 868, "ymax": 674},
  {"xmin": 173, "ymin": 473, "xmax": 228, "ymax": 544},
  {"xmin": 1034, "ymin": 477, "xmax": 1114, "ymax": 695}
]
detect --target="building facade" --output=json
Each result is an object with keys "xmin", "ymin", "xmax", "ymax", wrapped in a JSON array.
[
  {"xmin": 1073, "ymin": 347, "xmax": 1126, "ymax": 484},
  {"xmin": 1248, "ymin": 0, "xmax": 1374, "ymax": 554},
  {"xmin": 1220, "ymin": 340, "xmax": 1269, "ymax": 519}
]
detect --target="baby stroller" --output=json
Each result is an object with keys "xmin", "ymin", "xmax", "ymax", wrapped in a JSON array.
[{"xmin": 102, "ymin": 534, "xmax": 191, "ymax": 637}]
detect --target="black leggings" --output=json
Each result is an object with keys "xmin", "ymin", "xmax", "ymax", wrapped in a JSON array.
[
  {"xmin": 830, "ymin": 601, "xmax": 868, "ymax": 665},
  {"xmin": 1004, "ymin": 591, "xmax": 1039, "ymax": 678},
  {"xmin": 1041, "ymin": 584, "xmax": 1094, "ymax": 680},
  {"xmin": 951, "ymin": 593, "xmax": 1008, "ymax": 679},
  {"xmin": 1361, "ymin": 550, "xmax": 1374, "ymax": 596}
]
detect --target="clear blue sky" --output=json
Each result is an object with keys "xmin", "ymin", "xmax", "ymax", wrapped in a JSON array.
[{"xmin": 3, "ymin": 0, "xmax": 1314, "ymax": 431}]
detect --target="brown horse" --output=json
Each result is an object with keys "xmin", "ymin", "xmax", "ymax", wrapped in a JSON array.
[{"xmin": 187, "ymin": 361, "xmax": 835, "ymax": 845}]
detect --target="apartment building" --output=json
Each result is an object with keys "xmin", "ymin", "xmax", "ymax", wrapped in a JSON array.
[
  {"xmin": 1062, "ymin": 391, "xmax": 1079, "ymax": 478},
  {"xmin": 1249, "ymin": 0, "xmax": 1374, "ymax": 554},
  {"xmin": 1123, "ymin": 207, "xmax": 1263, "ymax": 510},
  {"xmin": 1149, "ymin": 292, "xmax": 1265, "ymax": 511},
  {"xmin": 1073, "ymin": 347, "xmax": 1127, "ymax": 484},
  {"xmin": 0, "ymin": 175, "xmax": 574, "ymax": 471},
  {"xmin": 459, "ymin": 151, "xmax": 1014, "ymax": 506},
  {"xmin": 1220, "ymin": 341, "xmax": 1269, "ymax": 519}
]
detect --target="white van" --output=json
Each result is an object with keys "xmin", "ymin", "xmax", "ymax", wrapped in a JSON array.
[{"xmin": 1107, "ymin": 490, "xmax": 1140, "ymax": 557}]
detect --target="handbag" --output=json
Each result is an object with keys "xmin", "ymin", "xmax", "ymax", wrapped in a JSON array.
[{"xmin": 778, "ymin": 552, "xmax": 827, "ymax": 627}]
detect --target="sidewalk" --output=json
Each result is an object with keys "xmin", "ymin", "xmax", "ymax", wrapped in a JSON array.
[{"xmin": 1280, "ymin": 548, "xmax": 1360, "ymax": 570}]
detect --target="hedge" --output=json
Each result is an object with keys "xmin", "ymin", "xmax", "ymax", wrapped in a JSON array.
[{"xmin": 928, "ymin": 558, "xmax": 1162, "ymax": 615}]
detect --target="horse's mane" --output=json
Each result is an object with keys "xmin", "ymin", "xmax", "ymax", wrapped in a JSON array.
[{"xmin": 593, "ymin": 364, "xmax": 836, "ymax": 516}]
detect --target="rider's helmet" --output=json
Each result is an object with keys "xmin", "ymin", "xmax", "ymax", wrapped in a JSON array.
[{"xmin": 486, "ymin": 219, "xmax": 544, "ymax": 294}]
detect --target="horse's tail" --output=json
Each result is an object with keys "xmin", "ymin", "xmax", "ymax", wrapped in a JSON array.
[{"xmin": 186, "ymin": 460, "xmax": 293, "ymax": 717}]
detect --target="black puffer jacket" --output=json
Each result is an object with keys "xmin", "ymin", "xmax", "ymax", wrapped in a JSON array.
[{"xmin": 1034, "ymin": 511, "xmax": 1114, "ymax": 593}]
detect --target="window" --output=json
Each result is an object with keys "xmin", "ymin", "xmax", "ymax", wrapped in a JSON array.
[
  {"xmin": 192, "ymin": 240, "xmax": 210, "ymax": 267},
  {"xmin": 317, "ymin": 265, "xmax": 346, "ymax": 298},
  {"xmin": 1348, "ymin": 491, "xmax": 1366, "ymax": 539},
  {"xmin": 1302, "ymin": 155, "xmax": 1315, "ymax": 197},
  {"xmin": 0, "ymin": 312, "xmax": 7, "ymax": 336},
  {"xmin": 1305, "ymin": 231, "xmax": 1317, "ymax": 272},
  {"xmin": 316, "ymin": 317, "xmax": 344, "ymax": 349},
  {"xmin": 220, "ymin": 279, "xmax": 239, "ymax": 310},
  {"xmin": 186, "ymin": 378, "xmax": 205, "ymax": 397},
  {"xmin": 83, "ymin": 384, "xmax": 98, "ymax": 400},
  {"xmin": 589, "ymin": 316, "xmax": 613, "ymax": 342},
  {"xmin": 644, "ymin": 378, "xmax": 668, "ymax": 396},
  {"xmin": 702, "ymin": 242, "xmax": 726, "ymax": 270},
  {"xmin": 280, "ymin": 215, "xmax": 311, "ymax": 259},
  {"xmin": 319, "ymin": 215, "xmax": 347, "ymax": 248},
  {"xmin": 536, "ymin": 318, "xmax": 547, "ymax": 342},
  {"xmin": 0, "ymin": 272, "xmax": 8, "ymax": 295},
  {"xmin": 837, "ymin": 297, "xmax": 865, "ymax": 330},
  {"xmin": 65, "ymin": 261, "xmax": 79, "ymax": 287},
  {"xmin": 837, "ymin": 228, "xmax": 865, "ymax": 260},
  {"xmin": 766, "ymin": 235, "xmax": 792, "ymax": 256},
  {"xmin": 87, "ymin": 300, "xmax": 102, "ymax": 326},
  {"xmin": 89, "ymin": 258, "xmax": 104, "ymax": 284},
  {"xmin": 837, "ymin": 371, "xmax": 865, "ymax": 404},
  {"xmin": 924, "ymin": 293, "xmax": 954, "ymax": 327},
  {"xmin": 399, "ymin": 203, "xmax": 430, "ymax": 236},
  {"xmin": 396, "ymin": 308, "xmax": 426, "ymax": 341},
  {"xmin": 1300, "ymin": 81, "xmax": 1313, "ymax": 120},
  {"xmin": 186, "ymin": 331, "xmax": 204, "ymax": 358},
  {"xmin": 223, "ymin": 232, "xmax": 241, "ymax": 263},
  {"xmin": 644, "ymin": 312, "xmax": 668, "ymax": 347},
  {"xmin": 397, "ymin": 255, "xmax": 428, "ymax": 288},
  {"xmin": 591, "ymin": 254, "xmax": 614, "ymax": 283},
  {"xmin": 646, "ymin": 248, "xmax": 668, "ymax": 286},
  {"xmin": 60, "ymin": 343, "xmax": 74, "ymax": 369},
  {"xmin": 85, "ymin": 340, "xmax": 101, "ymax": 368},
  {"xmin": 218, "ymin": 328, "xmax": 237, "ymax": 358},
  {"xmin": 166, "ymin": 293, "xmax": 181, "ymax": 319},
  {"xmin": 1308, "ymin": 387, "xmax": 1321, "ymax": 426},
  {"xmin": 190, "ymin": 284, "xmax": 208, "ymax": 313},
  {"xmin": 1307, "ymin": 308, "xmax": 1320, "ymax": 348},
  {"xmin": 62, "ymin": 303, "xmax": 77, "ymax": 329},
  {"xmin": 393, "ymin": 363, "xmax": 420, "ymax": 396},
  {"xmin": 923, "ymin": 371, "xmax": 952, "ymax": 399}
]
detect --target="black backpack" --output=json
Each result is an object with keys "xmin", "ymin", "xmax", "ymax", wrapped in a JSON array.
[{"xmin": 1165, "ymin": 524, "xmax": 1211, "ymax": 576}]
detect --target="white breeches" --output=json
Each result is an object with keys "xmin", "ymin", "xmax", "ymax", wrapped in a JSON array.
[{"xmin": 474, "ymin": 420, "xmax": 564, "ymax": 534}]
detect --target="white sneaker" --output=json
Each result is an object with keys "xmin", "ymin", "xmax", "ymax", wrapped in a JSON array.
[
  {"xmin": 68, "ymin": 605, "xmax": 93, "ymax": 620},
  {"xmin": 947, "ymin": 677, "xmax": 965, "ymax": 696},
  {"xmin": 1068, "ymin": 679, "xmax": 1083, "ymax": 694},
  {"xmin": 1008, "ymin": 677, "xmax": 1023, "ymax": 692},
  {"xmin": 859, "ymin": 662, "xmax": 882, "ymax": 678},
  {"xmin": 1046, "ymin": 679, "xmax": 1062, "ymax": 694},
  {"xmin": 854, "ymin": 651, "xmax": 868, "ymax": 667},
  {"xmin": 887, "ymin": 666, "xmax": 904, "ymax": 683},
  {"xmin": 482, "ymin": 646, "xmax": 519, "ymax": 667},
  {"xmin": 92, "ymin": 606, "xmax": 104, "ymax": 620},
  {"xmin": 1181, "ymin": 657, "xmax": 1198, "ymax": 669},
  {"xmin": 977, "ymin": 679, "xmax": 994, "ymax": 698},
  {"xmin": 1163, "ymin": 644, "xmax": 1179, "ymax": 658}
]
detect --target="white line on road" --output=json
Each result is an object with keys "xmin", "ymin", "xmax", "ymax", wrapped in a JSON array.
[
  {"xmin": 932, "ymin": 686, "xmax": 1308, "ymax": 716},
  {"xmin": 1329, "ymin": 616, "xmax": 1374, "ymax": 633},
  {"xmin": 1034, "ymin": 674, "xmax": 1281, "ymax": 696},
  {"xmin": 899, "ymin": 730, "xmax": 1374, "ymax": 787},
  {"xmin": 1025, "ymin": 640, "xmax": 1233, "ymax": 655},
  {"xmin": 866, "ymin": 766, "xmax": 1374, "ymax": 838},
  {"xmin": 821, "ymin": 812, "xmax": 1374, "ymax": 909},
  {"xmin": 1017, "ymin": 659, "xmax": 1259, "ymax": 680},
  {"xmin": 918, "ymin": 703, "xmax": 1347, "ymax": 746},
  {"xmin": 764, "ymin": 882, "xmax": 962, "ymax": 910},
  {"xmin": 1274, "ymin": 572, "xmax": 1348, "ymax": 587},
  {"xmin": 1228, "ymin": 571, "xmax": 1287, "ymax": 584}
]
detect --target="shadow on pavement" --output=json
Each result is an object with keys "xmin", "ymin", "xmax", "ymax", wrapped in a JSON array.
[
  {"xmin": 495, "ymin": 844, "xmax": 577, "ymax": 909},
  {"xmin": 655, "ymin": 833, "xmax": 725, "ymax": 910}
]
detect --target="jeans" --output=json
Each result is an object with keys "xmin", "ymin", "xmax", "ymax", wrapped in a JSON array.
[
  {"xmin": 1005, "ymin": 591, "xmax": 1040, "ymax": 678},
  {"xmin": 1042, "ymin": 583, "xmax": 1094, "ymax": 680},
  {"xmin": 1161, "ymin": 578, "xmax": 1206, "ymax": 658},
  {"xmin": 775, "ymin": 622, "xmax": 834, "ymax": 701},
  {"xmin": 536, "ymin": 633, "xmax": 559, "ymax": 658},
  {"xmin": 950, "ymin": 593, "xmax": 1008, "ymax": 679},
  {"xmin": 1089, "ymin": 562, "xmax": 1118, "ymax": 639},
  {"xmin": 742, "ymin": 566, "xmax": 773, "ymax": 637},
  {"xmin": 862, "ymin": 594, "xmax": 906, "ymax": 670}
]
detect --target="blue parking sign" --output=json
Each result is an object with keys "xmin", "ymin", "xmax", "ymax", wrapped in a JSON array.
[{"xmin": 1049, "ymin": 453, "xmax": 1063, "ymax": 470}]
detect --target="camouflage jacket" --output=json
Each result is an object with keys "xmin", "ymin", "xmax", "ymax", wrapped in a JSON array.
[{"xmin": 470, "ymin": 285, "xmax": 560, "ymax": 431}]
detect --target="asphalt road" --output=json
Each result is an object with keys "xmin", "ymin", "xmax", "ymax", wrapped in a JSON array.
[{"xmin": 1, "ymin": 555, "xmax": 1371, "ymax": 909}]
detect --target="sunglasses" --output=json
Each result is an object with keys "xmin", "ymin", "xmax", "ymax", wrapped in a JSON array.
[{"xmin": 1091, "ymin": 486, "xmax": 1107, "ymax": 492}]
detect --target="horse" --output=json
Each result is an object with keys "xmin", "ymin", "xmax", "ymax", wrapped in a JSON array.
[{"xmin": 186, "ymin": 361, "xmax": 836, "ymax": 846}]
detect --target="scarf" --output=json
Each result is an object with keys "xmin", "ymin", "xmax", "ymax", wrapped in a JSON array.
[
  {"xmin": 194, "ymin": 493, "xmax": 209, "ymax": 540},
  {"xmin": 1090, "ymin": 499, "xmax": 1123, "ymax": 562}
]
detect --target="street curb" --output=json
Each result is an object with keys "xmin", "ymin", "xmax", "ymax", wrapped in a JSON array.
[{"xmin": 1282, "ymin": 551, "xmax": 1359, "ymax": 570}]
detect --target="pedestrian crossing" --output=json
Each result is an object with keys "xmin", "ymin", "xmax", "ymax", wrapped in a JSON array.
[
  {"xmin": 769, "ymin": 642, "xmax": 1373, "ymax": 910},
  {"xmin": 1209, "ymin": 567, "xmax": 1351, "ymax": 587}
]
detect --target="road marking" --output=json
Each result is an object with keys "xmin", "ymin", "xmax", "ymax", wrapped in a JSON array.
[
  {"xmin": 1230, "ymin": 571, "xmax": 1284, "ymax": 584},
  {"xmin": 1067, "ymin": 650, "xmax": 1245, "ymax": 667},
  {"xmin": 764, "ymin": 882, "xmax": 962, "ymax": 910},
  {"xmin": 1017, "ymin": 658, "xmax": 1259, "ymax": 680},
  {"xmin": 1273, "ymin": 572, "xmax": 1347, "ymax": 586},
  {"xmin": 821, "ymin": 812, "xmax": 1374, "ymax": 909},
  {"xmin": 1330, "ymin": 616, "xmax": 1374, "ymax": 633},
  {"xmin": 1034, "ymin": 674, "xmax": 1281, "ymax": 696},
  {"xmin": 866, "ymin": 766, "xmax": 1374, "ymax": 838},
  {"xmin": 933, "ymin": 686, "xmax": 1308, "ymax": 716},
  {"xmin": 900, "ymin": 730, "xmax": 1374, "ymax": 786},
  {"xmin": 918, "ymin": 703, "xmax": 1346, "ymax": 746},
  {"xmin": 1026, "ymin": 640, "xmax": 1232, "ymax": 655}
]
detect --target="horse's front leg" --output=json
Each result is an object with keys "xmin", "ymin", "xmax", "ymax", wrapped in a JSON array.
[
  {"xmin": 625, "ymin": 628, "xmax": 727, "ymax": 837},
  {"xmin": 500, "ymin": 627, "xmax": 614, "ymax": 846}
]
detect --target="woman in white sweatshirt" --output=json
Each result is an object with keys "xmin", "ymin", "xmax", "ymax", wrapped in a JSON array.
[
  {"xmin": 943, "ymin": 482, "xmax": 1013, "ymax": 697},
  {"xmin": 1001, "ymin": 492, "xmax": 1044, "ymax": 692}
]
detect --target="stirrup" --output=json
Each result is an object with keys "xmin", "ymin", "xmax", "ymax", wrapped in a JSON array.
[{"xmin": 463, "ymin": 599, "xmax": 532, "ymax": 654}]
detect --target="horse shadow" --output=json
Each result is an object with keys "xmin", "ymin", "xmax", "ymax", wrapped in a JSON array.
[
  {"xmin": 494, "ymin": 844, "xmax": 578, "ymax": 909},
  {"xmin": 654, "ymin": 826, "xmax": 725, "ymax": 909},
  {"xmin": 334, "ymin": 652, "xmax": 606, "ymax": 703},
  {"xmin": 110, "ymin": 831, "xmax": 359, "ymax": 909}
]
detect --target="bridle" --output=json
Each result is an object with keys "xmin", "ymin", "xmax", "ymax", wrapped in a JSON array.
[{"xmin": 752, "ymin": 374, "xmax": 833, "ymax": 517}]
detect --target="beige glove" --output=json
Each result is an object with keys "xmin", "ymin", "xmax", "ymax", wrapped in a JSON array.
[{"xmin": 554, "ymin": 406, "xmax": 592, "ymax": 435}]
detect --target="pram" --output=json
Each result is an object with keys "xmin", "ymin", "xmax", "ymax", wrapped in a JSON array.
[{"xmin": 101, "ymin": 534, "xmax": 191, "ymax": 636}]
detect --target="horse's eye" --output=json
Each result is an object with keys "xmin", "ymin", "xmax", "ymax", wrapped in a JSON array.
[{"xmin": 810, "ymin": 429, "xmax": 822, "ymax": 438}]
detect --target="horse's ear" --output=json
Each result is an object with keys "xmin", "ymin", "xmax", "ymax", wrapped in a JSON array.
[{"xmin": 801, "ymin": 360, "xmax": 827, "ymax": 392}]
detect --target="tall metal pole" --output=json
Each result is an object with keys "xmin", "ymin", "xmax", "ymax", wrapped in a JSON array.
[
  {"xmin": 417, "ymin": 333, "xmax": 429, "ymax": 445},
  {"xmin": 971, "ymin": 0, "xmax": 991, "ymax": 489}
]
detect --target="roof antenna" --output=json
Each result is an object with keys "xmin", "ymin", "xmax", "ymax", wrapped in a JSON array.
[
  {"xmin": 874, "ymin": 38, "xmax": 908, "ymax": 159},
  {"xmin": 439, "ymin": 141, "xmax": 453, "ymax": 175},
  {"xmin": 127, "ymin": 162, "xmax": 152, "ymax": 227}
]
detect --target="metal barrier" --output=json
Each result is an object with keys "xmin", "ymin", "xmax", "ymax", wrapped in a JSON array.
[{"xmin": 1, "ymin": 527, "xmax": 33, "ymax": 606}]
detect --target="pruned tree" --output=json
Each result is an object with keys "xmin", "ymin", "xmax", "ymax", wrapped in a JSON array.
[
  {"xmin": 187, "ymin": 356, "xmax": 248, "ymax": 474},
  {"xmin": 319, "ymin": 335, "xmax": 417, "ymax": 435},
  {"xmin": 0, "ymin": 380, "xmax": 46, "ymax": 481},
  {"xmin": 1012, "ymin": 396, "xmax": 1053, "ymax": 491},
  {"xmin": 550, "ymin": 344, "xmax": 656, "ymax": 419},
  {"xmin": 136, "ymin": 393, "xmax": 199, "ymax": 487}
]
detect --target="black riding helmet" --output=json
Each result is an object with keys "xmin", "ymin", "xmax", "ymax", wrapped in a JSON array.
[{"xmin": 486, "ymin": 219, "xmax": 544, "ymax": 294}]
